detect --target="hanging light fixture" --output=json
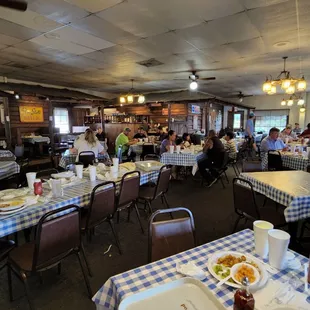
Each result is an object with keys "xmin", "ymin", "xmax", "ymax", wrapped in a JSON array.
[
  {"xmin": 287, "ymin": 98, "xmax": 294, "ymax": 106},
  {"xmin": 267, "ymin": 85, "xmax": 276, "ymax": 95},
  {"xmin": 15, "ymin": 93, "xmax": 20, "ymax": 99},
  {"xmin": 300, "ymin": 106, "xmax": 306, "ymax": 113},
  {"xmin": 281, "ymin": 99, "xmax": 286, "ymax": 106},
  {"xmin": 280, "ymin": 93, "xmax": 306, "ymax": 107},
  {"xmin": 297, "ymin": 98, "xmax": 305, "ymax": 105},
  {"xmin": 118, "ymin": 79, "xmax": 145, "ymax": 105},
  {"xmin": 189, "ymin": 80, "xmax": 198, "ymax": 90},
  {"xmin": 262, "ymin": 57, "xmax": 307, "ymax": 94}
]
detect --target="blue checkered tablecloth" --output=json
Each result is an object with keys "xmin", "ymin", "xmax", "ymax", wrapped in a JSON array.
[
  {"xmin": 0, "ymin": 150, "xmax": 16, "ymax": 161},
  {"xmin": 160, "ymin": 152, "xmax": 204, "ymax": 166},
  {"xmin": 240, "ymin": 171, "xmax": 310, "ymax": 222},
  {"xmin": 0, "ymin": 170, "xmax": 158, "ymax": 238},
  {"xmin": 92, "ymin": 229, "xmax": 308, "ymax": 310},
  {"xmin": 262, "ymin": 153, "xmax": 310, "ymax": 171},
  {"xmin": 59, "ymin": 151, "xmax": 108, "ymax": 169},
  {"xmin": 0, "ymin": 161, "xmax": 20, "ymax": 180}
]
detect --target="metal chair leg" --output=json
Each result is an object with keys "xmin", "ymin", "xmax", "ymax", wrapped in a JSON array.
[
  {"xmin": 21, "ymin": 271, "xmax": 35, "ymax": 310},
  {"xmin": 117, "ymin": 210, "xmax": 120, "ymax": 223},
  {"xmin": 7, "ymin": 265, "xmax": 13, "ymax": 302},
  {"xmin": 220, "ymin": 176, "xmax": 225, "ymax": 189},
  {"xmin": 127, "ymin": 207, "xmax": 131, "ymax": 222},
  {"xmin": 109, "ymin": 219, "xmax": 122, "ymax": 255},
  {"xmin": 146, "ymin": 200, "xmax": 153, "ymax": 215},
  {"xmin": 232, "ymin": 216, "xmax": 242, "ymax": 233},
  {"xmin": 57, "ymin": 263, "xmax": 61, "ymax": 275},
  {"xmin": 134, "ymin": 203, "xmax": 145, "ymax": 234},
  {"xmin": 76, "ymin": 252, "xmax": 92, "ymax": 299},
  {"xmin": 224, "ymin": 171, "xmax": 229, "ymax": 184},
  {"xmin": 81, "ymin": 243, "xmax": 93, "ymax": 277}
]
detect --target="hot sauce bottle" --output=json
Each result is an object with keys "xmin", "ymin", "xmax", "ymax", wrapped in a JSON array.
[
  {"xmin": 33, "ymin": 179, "xmax": 43, "ymax": 196},
  {"xmin": 234, "ymin": 277, "xmax": 255, "ymax": 310}
]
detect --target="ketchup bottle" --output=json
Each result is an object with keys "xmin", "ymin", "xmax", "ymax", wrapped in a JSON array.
[
  {"xmin": 33, "ymin": 179, "xmax": 43, "ymax": 196},
  {"xmin": 234, "ymin": 277, "xmax": 255, "ymax": 310}
]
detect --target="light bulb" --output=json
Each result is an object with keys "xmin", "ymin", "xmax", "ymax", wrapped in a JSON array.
[
  {"xmin": 120, "ymin": 103, "xmax": 123, "ymax": 107},
  {"xmin": 120, "ymin": 96, "xmax": 126, "ymax": 103},
  {"xmin": 297, "ymin": 98, "xmax": 305, "ymax": 105},
  {"xmin": 189, "ymin": 81, "xmax": 198, "ymax": 90},
  {"xmin": 300, "ymin": 107, "xmax": 306, "ymax": 113},
  {"xmin": 15, "ymin": 94, "xmax": 20, "ymax": 99},
  {"xmin": 286, "ymin": 85, "xmax": 295, "ymax": 94},
  {"xmin": 138, "ymin": 95, "xmax": 145, "ymax": 103},
  {"xmin": 267, "ymin": 85, "xmax": 276, "ymax": 95},
  {"xmin": 287, "ymin": 99, "xmax": 294, "ymax": 106},
  {"xmin": 262, "ymin": 80, "xmax": 272, "ymax": 92},
  {"xmin": 281, "ymin": 79, "xmax": 291, "ymax": 90},
  {"xmin": 297, "ymin": 78, "xmax": 306, "ymax": 92},
  {"xmin": 281, "ymin": 99, "xmax": 286, "ymax": 106},
  {"xmin": 127, "ymin": 95, "xmax": 134, "ymax": 103}
]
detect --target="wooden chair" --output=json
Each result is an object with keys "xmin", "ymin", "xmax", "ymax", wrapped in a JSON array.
[
  {"xmin": 7, "ymin": 205, "xmax": 92, "ymax": 310},
  {"xmin": 148, "ymin": 207, "xmax": 195, "ymax": 263}
]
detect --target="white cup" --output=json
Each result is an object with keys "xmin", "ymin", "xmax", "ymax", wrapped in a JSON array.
[
  {"xmin": 291, "ymin": 145, "xmax": 296, "ymax": 153},
  {"xmin": 307, "ymin": 147, "xmax": 310, "ymax": 158},
  {"xmin": 169, "ymin": 145, "xmax": 174, "ymax": 154},
  {"xmin": 75, "ymin": 165, "xmax": 83, "ymax": 179},
  {"xmin": 285, "ymin": 137, "xmax": 289, "ymax": 144},
  {"xmin": 50, "ymin": 179, "xmax": 63, "ymax": 198},
  {"xmin": 89, "ymin": 165, "xmax": 97, "ymax": 182},
  {"xmin": 112, "ymin": 158, "xmax": 119, "ymax": 170},
  {"xmin": 110, "ymin": 165, "xmax": 118, "ymax": 178},
  {"xmin": 268, "ymin": 229, "xmax": 290, "ymax": 270},
  {"xmin": 176, "ymin": 145, "xmax": 181, "ymax": 154},
  {"xmin": 253, "ymin": 220, "xmax": 274, "ymax": 259},
  {"xmin": 26, "ymin": 172, "xmax": 36, "ymax": 189},
  {"xmin": 138, "ymin": 138, "xmax": 143, "ymax": 143},
  {"xmin": 144, "ymin": 137, "xmax": 149, "ymax": 143}
]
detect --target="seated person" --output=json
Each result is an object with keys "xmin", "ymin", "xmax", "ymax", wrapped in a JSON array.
[
  {"xmin": 160, "ymin": 130, "xmax": 176, "ymax": 155},
  {"xmin": 292, "ymin": 123, "xmax": 301, "ymax": 135},
  {"xmin": 198, "ymin": 130, "xmax": 225, "ymax": 185},
  {"xmin": 221, "ymin": 131, "xmax": 237, "ymax": 160},
  {"xmin": 279, "ymin": 125, "xmax": 297, "ymax": 142},
  {"xmin": 157, "ymin": 126, "xmax": 167, "ymax": 142},
  {"xmin": 134, "ymin": 127, "xmax": 147, "ymax": 139},
  {"xmin": 260, "ymin": 127, "xmax": 287, "ymax": 153},
  {"xmin": 96, "ymin": 127, "xmax": 106, "ymax": 141},
  {"xmin": 299, "ymin": 123, "xmax": 310, "ymax": 138},
  {"xmin": 182, "ymin": 133, "xmax": 191, "ymax": 148},
  {"xmin": 115, "ymin": 127, "xmax": 137, "ymax": 161}
]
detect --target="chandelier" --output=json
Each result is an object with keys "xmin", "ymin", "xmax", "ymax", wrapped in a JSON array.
[
  {"xmin": 262, "ymin": 57, "xmax": 307, "ymax": 95},
  {"xmin": 280, "ymin": 93, "xmax": 305, "ymax": 106},
  {"xmin": 119, "ymin": 79, "xmax": 145, "ymax": 105}
]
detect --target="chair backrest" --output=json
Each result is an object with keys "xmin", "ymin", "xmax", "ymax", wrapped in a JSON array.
[
  {"xmin": 268, "ymin": 150, "xmax": 283, "ymax": 171},
  {"xmin": 32, "ymin": 205, "xmax": 81, "ymax": 270},
  {"xmin": 154, "ymin": 165, "xmax": 171, "ymax": 199},
  {"xmin": 233, "ymin": 178, "xmax": 260, "ymax": 220},
  {"xmin": 141, "ymin": 144, "xmax": 156, "ymax": 158},
  {"xmin": 117, "ymin": 171, "xmax": 140, "ymax": 207},
  {"xmin": 148, "ymin": 207, "xmax": 196, "ymax": 262},
  {"xmin": 36, "ymin": 168, "xmax": 59, "ymax": 180},
  {"xmin": 144, "ymin": 154, "xmax": 160, "ymax": 161},
  {"xmin": 242, "ymin": 160, "xmax": 262, "ymax": 172},
  {"xmin": 78, "ymin": 151, "xmax": 95, "ymax": 168},
  {"xmin": 86, "ymin": 182, "xmax": 116, "ymax": 229}
]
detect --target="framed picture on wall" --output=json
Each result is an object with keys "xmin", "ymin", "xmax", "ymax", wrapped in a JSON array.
[
  {"xmin": 19, "ymin": 105, "xmax": 44, "ymax": 123},
  {"xmin": 191, "ymin": 105, "xmax": 201, "ymax": 114}
]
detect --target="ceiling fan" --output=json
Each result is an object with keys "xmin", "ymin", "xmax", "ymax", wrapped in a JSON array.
[
  {"xmin": 0, "ymin": 0, "xmax": 27, "ymax": 11},
  {"xmin": 223, "ymin": 91, "xmax": 253, "ymax": 103}
]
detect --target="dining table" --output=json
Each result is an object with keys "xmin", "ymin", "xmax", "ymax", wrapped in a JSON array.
[
  {"xmin": 0, "ymin": 169, "xmax": 159, "ymax": 238},
  {"xmin": 240, "ymin": 171, "xmax": 310, "ymax": 247},
  {"xmin": 92, "ymin": 229, "xmax": 308, "ymax": 310}
]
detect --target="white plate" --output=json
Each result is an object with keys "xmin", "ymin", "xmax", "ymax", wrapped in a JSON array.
[
  {"xmin": 0, "ymin": 199, "xmax": 25, "ymax": 211},
  {"xmin": 0, "ymin": 189, "xmax": 15, "ymax": 197},
  {"xmin": 208, "ymin": 251, "xmax": 268, "ymax": 290},
  {"xmin": 119, "ymin": 277, "xmax": 225, "ymax": 310},
  {"xmin": 51, "ymin": 171, "xmax": 74, "ymax": 179},
  {"xmin": 0, "ymin": 204, "xmax": 27, "ymax": 215}
]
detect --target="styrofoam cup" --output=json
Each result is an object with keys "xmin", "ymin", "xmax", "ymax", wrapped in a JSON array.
[
  {"xmin": 112, "ymin": 158, "xmax": 119, "ymax": 170},
  {"xmin": 268, "ymin": 229, "xmax": 290, "ymax": 270},
  {"xmin": 169, "ymin": 145, "xmax": 174, "ymax": 154},
  {"xmin": 89, "ymin": 165, "xmax": 97, "ymax": 182},
  {"xmin": 253, "ymin": 220, "xmax": 274, "ymax": 259},
  {"xmin": 75, "ymin": 165, "xmax": 83, "ymax": 179},
  {"xmin": 26, "ymin": 172, "xmax": 36, "ymax": 189},
  {"xmin": 176, "ymin": 145, "xmax": 181, "ymax": 154}
]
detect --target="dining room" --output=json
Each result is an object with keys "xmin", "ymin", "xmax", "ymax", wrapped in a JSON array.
[{"xmin": 0, "ymin": 0, "xmax": 310, "ymax": 310}]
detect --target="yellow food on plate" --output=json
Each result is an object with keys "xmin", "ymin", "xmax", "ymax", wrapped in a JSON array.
[
  {"xmin": 235, "ymin": 265, "xmax": 256, "ymax": 283},
  {"xmin": 119, "ymin": 162, "xmax": 136, "ymax": 171},
  {"xmin": 0, "ymin": 200, "xmax": 24, "ymax": 208},
  {"xmin": 217, "ymin": 254, "xmax": 246, "ymax": 267},
  {"xmin": 0, "ymin": 203, "xmax": 10, "ymax": 209}
]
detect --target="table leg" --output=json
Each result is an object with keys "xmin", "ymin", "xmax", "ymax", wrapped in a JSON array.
[{"xmin": 288, "ymin": 221, "xmax": 305, "ymax": 253}]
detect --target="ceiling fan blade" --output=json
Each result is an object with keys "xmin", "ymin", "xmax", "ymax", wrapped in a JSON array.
[
  {"xmin": 173, "ymin": 78, "xmax": 188, "ymax": 81},
  {"xmin": 0, "ymin": 0, "xmax": 27, "ymax": 11},
  {"xmin": 199, "ymin": 77, "xmax": 216, "ymax": 81}
]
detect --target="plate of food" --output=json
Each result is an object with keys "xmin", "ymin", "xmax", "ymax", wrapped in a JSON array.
[
  {"xmin": 208, "ymin": 251, "xmax": 268, "ymax": 289},
  {"xmin": 0, "ymin": 199, "xmax": 25, "ymax": 211}
]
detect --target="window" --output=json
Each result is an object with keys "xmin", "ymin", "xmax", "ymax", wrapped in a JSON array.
[
  {"xmin": 233, "ymin": 113, "xmax": 241, "ymax": 129},
  {"xmin": 54, "ymin": 108, "xmax": 69, "ymax": 133},
  {"xmin": 254, "ymin": 110, "xmax": 289, "ymax": 133}
]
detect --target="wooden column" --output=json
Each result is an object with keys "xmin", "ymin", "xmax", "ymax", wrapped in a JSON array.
[
  {"xmin": 100, "ymin": 105, "xmax": 105, "ymax": 131},
  {"xmin": 3, "ymin": 97, "xmax": 12, "ymax": 149},
  {"xmin": 48, "ymin": 101, "xmax": 54, "ymax": 151},
  {"xmin": 168, "ymin": 103, "xmax": 171, "ymax": 130}
]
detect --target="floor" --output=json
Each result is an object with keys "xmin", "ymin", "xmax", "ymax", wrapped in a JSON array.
[{"xmin": 0, "ymin": 168, "xmax": 309, "ymax": 310}]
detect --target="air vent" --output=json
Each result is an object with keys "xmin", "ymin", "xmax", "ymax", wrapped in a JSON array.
[
  {"xmin": 137, "ymin": 58, "xmax": 163, "ymax": 68},
  {"xmin": 5, "ymin": 62, "xmax": 28, "ymax": 69}
]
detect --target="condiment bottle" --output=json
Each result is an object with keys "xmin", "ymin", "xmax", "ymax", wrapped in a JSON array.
[
  {"xmin": 33, "ymin": 179, "xmax": 43, "ymax": 196},
  {"xmin": 233, "ymin": 277, "xmax": 255, "ymax": 310}
]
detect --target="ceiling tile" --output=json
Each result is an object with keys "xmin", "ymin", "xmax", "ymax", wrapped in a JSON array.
[
  {"xmin": 30, "ymin": 26, "xmax": 114, "ymax": 55},
  {"xmin": 228, "ymin": 38, "xmax": 266, "ymax": 58},
  {"xmin": 96, "ymin": 2, "xmax": 169, "ymax": 37},
  {"xmin": 71, "ymin": 15, "xmax": 139, "ymax": 44},
  {"xmin": 0, "ymin": 44, "xmax": 7, "ymax": 50},
  {"xmin": 0, "ymin": 64, "xmax": 20, "ymax": 73},
  {"xmin": 52, "ymin": 56, "xmax": 106, "ymax": 70},
  {"xmin": 0, "ymin": 33, "xmax": 22, "ymax": 45},
  {"xmin": 65, "ymin": 0, "xmax": 123, "ymax": 13},
  {"xmin": 28, "ymin": 0, "xmax": 89, "ymax": 24},
  {"xmin": 242, "ymin": 0, "xmax": 290, "ymax": 10},
  {"xmin": 0, "ymin": 19, "xmax": 42, "ymax": 40},
  {"xmin": 0, "ymin": 8, "xmax": 62, "ymax": 32}
]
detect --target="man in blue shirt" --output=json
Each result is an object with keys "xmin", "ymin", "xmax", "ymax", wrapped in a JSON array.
[
  {"xmin": 245, "ymin": 112, "xmax": 255, "ymax": 139},
  {"xmin": 261, "ymin": 127, "xmax": 288, "ymax": 153}
]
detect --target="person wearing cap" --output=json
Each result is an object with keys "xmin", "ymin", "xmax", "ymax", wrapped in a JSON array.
[
  {"xmin": 279, "ymin": 125, "xmax": 297, "ymax": 142},
  {"xmin": 133, "ymin": 127, "xmax": 147, "ymax": 139},
  {"xmin": 245, "ymin": 112, "xmax": 255, "ymax": 139},
  {"xmin": 115, "ymin": 127, "xmax": 137, "ymax": 161}
]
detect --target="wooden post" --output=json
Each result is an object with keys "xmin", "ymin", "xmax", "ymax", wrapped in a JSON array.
[
  {"xmin": 3, "ymin": 97, "xmax": 12, "ymax": 149},
  {"xmin": 168, "ymin": 103, "xmax": 171, "ymax": 130},
  {"xmin": 48, "ymin": 101, "xmax": 54, "ymax": 151},
  {"xmin": 100, "ymin": 105, "xmax": 105, "ymax": 131}
]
